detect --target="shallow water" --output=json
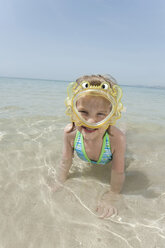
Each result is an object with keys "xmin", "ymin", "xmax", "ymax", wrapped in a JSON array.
[{"xmin": 0, "ymin": 77, "xmax": 165, "ymax": 247}]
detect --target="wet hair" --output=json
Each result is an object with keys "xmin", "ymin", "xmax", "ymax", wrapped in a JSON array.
[{"xmin": 76, "ymin": 74, "xmax": 118, "ymax": 89}]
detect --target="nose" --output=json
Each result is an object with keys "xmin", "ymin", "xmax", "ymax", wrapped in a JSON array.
[{"xmin": 87, "ymin": 116, "xmax": 96, "ymax": 124}]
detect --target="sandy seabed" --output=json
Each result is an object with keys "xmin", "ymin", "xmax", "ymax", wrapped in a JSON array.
[{"xmin": 0, "ymin": 117, "xmax": 165, "ymax": 248}]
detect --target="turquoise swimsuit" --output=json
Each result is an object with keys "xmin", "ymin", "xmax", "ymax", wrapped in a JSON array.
[{"xmin": 74, "ymin": 131, "xmax": 112, "ymax": 165}]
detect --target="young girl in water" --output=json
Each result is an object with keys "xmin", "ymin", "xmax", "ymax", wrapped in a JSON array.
[{"xmin": 54, "ymin": 74, "xmax": 126, "ymax": 219}]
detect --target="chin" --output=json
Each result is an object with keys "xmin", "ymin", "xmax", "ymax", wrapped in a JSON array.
[
  {"xmin": 77, "ymin": 125, "xmax": 105, "ymax": 138},
  {"xmin": 82, "ymin": 127, "xmax": 103, "ymax": 140}
]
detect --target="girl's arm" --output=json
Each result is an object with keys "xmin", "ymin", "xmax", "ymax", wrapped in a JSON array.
[
  {"xmin": 55, "ymin": 128, "xmax": 74, "ymax": 186},
  {"xmin": 110, "ymin": 131, "xmax": 126, "ymax": 193},
  {"xmin": 96, "ymin": 128, "xmax": 126, "ymax": 218}
]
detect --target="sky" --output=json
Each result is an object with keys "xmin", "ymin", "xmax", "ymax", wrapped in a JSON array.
[{"xmin": 0, "ymin": 0, "xmax": 165, "ymax": 86}]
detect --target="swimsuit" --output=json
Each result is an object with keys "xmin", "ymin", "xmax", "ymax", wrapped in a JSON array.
[{"xmin": 74, "ymin": 131, "xmax": 112, "ymax": 165}]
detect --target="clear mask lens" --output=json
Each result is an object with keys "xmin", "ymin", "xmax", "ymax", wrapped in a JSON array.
[{"xmin": 73, "ymin": 92, "xmax": 115, "ymax": 128}]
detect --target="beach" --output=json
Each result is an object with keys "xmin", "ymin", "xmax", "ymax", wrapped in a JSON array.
[{"xmin": 0, "ymin": 77, "xmax": 165, "ymax": 247}]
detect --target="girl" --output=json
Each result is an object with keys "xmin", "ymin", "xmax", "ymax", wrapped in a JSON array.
[{"xmin": 54, "ymin": 74, "xmax": 126, "ymax": 219}]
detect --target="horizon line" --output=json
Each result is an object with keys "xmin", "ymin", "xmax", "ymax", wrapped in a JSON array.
[{"xmin": 0, "ymin": 75, "xmax": 165, "ymax": 90}]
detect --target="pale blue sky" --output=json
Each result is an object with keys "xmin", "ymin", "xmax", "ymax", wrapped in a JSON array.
[{"xmin": 0, "ymin": 0, "xmax": 165, "ymax": 86}]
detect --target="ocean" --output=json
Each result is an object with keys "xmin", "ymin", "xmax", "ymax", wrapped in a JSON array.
[{"xmin": 0, "ymin": 77, "xmax": 165, "ymax": 247}]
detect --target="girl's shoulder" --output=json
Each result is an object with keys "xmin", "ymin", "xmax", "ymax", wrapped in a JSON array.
[
  {"xmin": 107, "ymin": 126, "xmax": 126, "ymax": 152},
  {"xmin": 63, "ymin": 123, "xmax": 77, "ymax": 148},
  {"xmin": 107, "ymin": 125, "xmax": 125, "ymax": 138}
]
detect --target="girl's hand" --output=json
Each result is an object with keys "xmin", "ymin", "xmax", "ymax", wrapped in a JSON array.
[
  {"xmin": 48, "ymin": 178, "xmax": 64, "ymax": 193},
  {"xmin": 51, "ymin": 182, "xmax": 63, "ymax": 193},
  {"xmin": 96, "ymin": 191, "xmax": 118, "ymax": 219}
]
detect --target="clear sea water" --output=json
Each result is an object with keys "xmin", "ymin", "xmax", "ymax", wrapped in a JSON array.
[{"xmin": 0, "ymin": 77, "xmax": 165, "ymax": 247}]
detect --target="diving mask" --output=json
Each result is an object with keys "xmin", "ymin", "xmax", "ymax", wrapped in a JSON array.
[{"xmin": 65, "ymin": 81, "xmax": 123, "ymax": 129}]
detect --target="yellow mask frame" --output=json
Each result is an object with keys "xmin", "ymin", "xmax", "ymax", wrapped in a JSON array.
[{"xmin": 65, "ymin": 81, "xmax": 123, "ymax": 129}]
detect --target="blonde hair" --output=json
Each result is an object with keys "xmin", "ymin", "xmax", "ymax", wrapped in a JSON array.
[{"xmin": 76, "ymin": 74, "xmax": 118, "ymax": 88}]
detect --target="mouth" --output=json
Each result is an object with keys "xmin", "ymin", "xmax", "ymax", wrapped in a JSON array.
[{"xmin": 82, "ymin": 126, "xmax": 97, "ymax": 133}]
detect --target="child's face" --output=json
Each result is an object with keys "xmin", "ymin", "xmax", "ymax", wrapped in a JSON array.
[{"xmin": 76, "ymin": 95, "xmax": 111, "ymax": 139}]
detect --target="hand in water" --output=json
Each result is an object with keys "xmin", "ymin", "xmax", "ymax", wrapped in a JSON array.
[
  {"xmin": 48, "ymin": 178, "xmax": 64, "ymax": 193},
  {"xmin": 51, "ymin": 182, "xmax": 62, "ymax": 192},
  {"xmin": 96, "ymin": 191, "xmax": 118, "ymax": 219}
]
